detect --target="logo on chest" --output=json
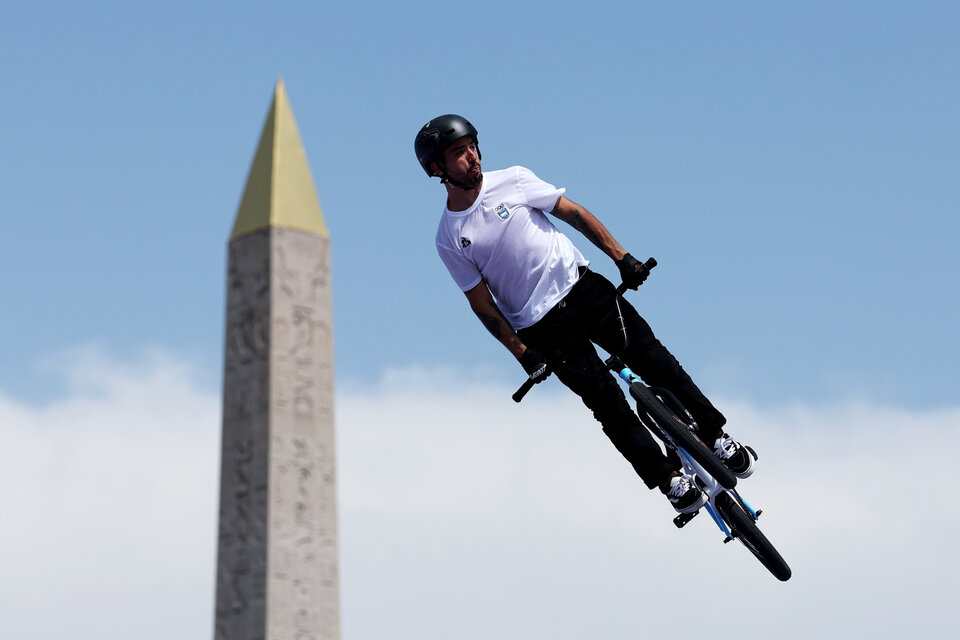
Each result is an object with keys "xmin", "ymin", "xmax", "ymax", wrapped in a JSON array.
[{"xmin": 495, "ymin": 203, "xmax": 510, "ymax": 220}]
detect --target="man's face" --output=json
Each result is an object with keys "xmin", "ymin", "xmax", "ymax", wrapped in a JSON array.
[{"xmin": 437, "ymin": 136, "xmax": 482, "ymax": 188}]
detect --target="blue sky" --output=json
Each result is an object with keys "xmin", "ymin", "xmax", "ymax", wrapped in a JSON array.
[
  {"xmin": 2, "ymin": 0, "xmax": 957, "ymax": 407},
  {"xmin": 1, "ymin": 2, "xmax": 959, "ymax": 638}
]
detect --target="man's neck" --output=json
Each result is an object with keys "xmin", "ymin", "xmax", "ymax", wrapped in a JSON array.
[{"xmin": 445, "ymin": 180, "xmax": 482, "ymax": 212}]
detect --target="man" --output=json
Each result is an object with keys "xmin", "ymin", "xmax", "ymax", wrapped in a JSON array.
[{"xmin": 416, "ymin": 114, "xmax": 756, "ymax": 513}]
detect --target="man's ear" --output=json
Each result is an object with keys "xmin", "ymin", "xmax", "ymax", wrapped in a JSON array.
[{"xmin": 429, "ymin": 161, "xmax": 443, "ymax": 177}]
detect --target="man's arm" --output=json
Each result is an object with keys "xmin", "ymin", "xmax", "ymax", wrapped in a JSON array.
[
  {"xmin": 549, "ymin": 195, "xmax": 627, "ymax": 262},
  {"xmin": 463, "ymin": 280, "xmax": 527, "ymax": 359},
  {"xmin": 550, "ymin": 195, "xmax": 651, "ymax": 289}
]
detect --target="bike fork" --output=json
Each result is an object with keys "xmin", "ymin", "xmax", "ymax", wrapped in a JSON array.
[
  {"xmin": 698, "ymin": 499, "xmax": 725, "ymax": 533},
  {"xmin": 708, "ymin": 491, "xmax": 763, "ymax": 544}
]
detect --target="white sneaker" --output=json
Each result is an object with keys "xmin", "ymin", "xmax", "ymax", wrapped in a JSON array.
[
  {"xmin": 663, "ymin": 473, "xmax": 708, "ymax": 514},
  {"xmin": 713, "ymin": 433, "xmax": 757, "ymax": 479}
]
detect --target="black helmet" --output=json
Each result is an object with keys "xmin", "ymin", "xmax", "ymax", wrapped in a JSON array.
[{"xmin": 415, "ymin": 114, "xmax": 480, "ymax": 178}]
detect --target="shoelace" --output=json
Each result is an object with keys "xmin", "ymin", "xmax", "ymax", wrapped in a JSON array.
[
  {"xmin": 714, "ymin": 434, "xmax": 739, "ymax": 460},
  {"xmin": 668, "ymin": 475, "xmax": 693, "ymax": 498}
]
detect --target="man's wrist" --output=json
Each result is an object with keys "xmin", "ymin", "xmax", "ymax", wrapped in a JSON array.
[{"xmin": 519, "ymin": 347, "xmax": 550, "ymax": 380}]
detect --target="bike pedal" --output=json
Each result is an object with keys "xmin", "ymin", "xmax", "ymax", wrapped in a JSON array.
[
  {"xmin": 723, "ymin": 536, "xmax": 734, "ymax": 544},
  {"xmin": 673, "ymin": 511, "xmax": 699, "ymax": 528}
]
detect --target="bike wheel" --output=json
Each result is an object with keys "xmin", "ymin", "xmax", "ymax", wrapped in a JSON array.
[
  {"xmin": 629, "ymin": 382, "xmax": 739, "ymax": 490},
  {"xmin": 715, "ymin": 492, "xmax": 792, "ymax": 581}
]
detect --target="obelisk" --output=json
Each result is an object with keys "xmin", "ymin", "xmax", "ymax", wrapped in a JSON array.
[{"xmin": 214, "ymin": 80, "xmax": 339, "ymax": 640}]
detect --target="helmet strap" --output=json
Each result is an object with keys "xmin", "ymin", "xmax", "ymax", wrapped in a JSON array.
[
  {"xmin": 440, "ymin": 172, "xmax": 478, "ymax": 191},
  {"xmin": 437, "ymin": 160, "xmax": 481, "ymax": 191}
]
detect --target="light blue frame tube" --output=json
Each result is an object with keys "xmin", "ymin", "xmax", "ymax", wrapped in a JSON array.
[{"xmin": 614, "ymin": 364, "xmax": 754, "ymax": 542}]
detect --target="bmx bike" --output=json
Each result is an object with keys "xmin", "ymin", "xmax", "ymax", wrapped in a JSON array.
[{"xmin": 513, "ymin": 258, "xmax": 792, "ymax": 581}]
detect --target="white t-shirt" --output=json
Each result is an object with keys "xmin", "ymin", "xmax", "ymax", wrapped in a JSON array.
[{"xmin": 435, "ymin": 166, "xmax": 589, "ymax": 330}]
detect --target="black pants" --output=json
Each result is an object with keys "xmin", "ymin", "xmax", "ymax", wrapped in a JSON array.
[{"xmin": 518, "ymin": 269, "xmax": 727, "ymax": 489}]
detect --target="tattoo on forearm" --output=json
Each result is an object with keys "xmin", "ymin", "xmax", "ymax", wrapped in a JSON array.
[
  {"xmin": 570, "ymin": 208, "xmax": 603, "ymax": 247},
  {"xmin": 477, "ymin": 311, "xmax": 503, "ymax": 339}
]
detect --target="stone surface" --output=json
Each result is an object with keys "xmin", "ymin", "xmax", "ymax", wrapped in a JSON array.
[{"xmin": 215, "ymin": 228, "xmax": 339, "ymax": 640}]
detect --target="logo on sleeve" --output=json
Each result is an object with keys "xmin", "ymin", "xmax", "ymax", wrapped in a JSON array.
[
  {"xmin": 460, "ymin": 237, "xmax": 471, "ymax": 248},
  {"xmin": 495, "ymin": 203, "xmax": 510, "ymax": 220}
]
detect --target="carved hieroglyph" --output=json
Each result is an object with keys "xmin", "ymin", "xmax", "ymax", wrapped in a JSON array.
[{"xmin": 215, "ymin": 80, "xmax": 338, "ymax": 640}]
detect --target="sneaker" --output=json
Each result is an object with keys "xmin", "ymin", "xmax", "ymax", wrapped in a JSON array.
[
  {"xmin": 713, "ymin": 433, "xmax": 757, "ymax": 479},
  {"xmin": 661, "ymin": 473, "xmax": 708, "ymax": 514}
]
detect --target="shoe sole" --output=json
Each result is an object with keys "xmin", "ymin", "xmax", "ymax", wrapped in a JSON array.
[
  {"xmin": 673, "ymin": 491, "xmax": 708, "ymax": 515},
  {"xmin": 730, "ymin": 447, "xmax": 758, "ymax": 479}
]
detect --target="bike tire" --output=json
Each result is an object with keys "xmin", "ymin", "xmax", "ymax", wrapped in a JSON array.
[
  {"xmin": 715, "ymin": 492, "xmax": 792, "ymax": 581},
  {"xmin": 628, "ymin": 382, "xmax": 739, "ymax": 490}
]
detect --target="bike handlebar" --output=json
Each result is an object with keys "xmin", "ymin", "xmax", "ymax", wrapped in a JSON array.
[
  {"xmin": 512, "ymin": 376, "xmax": 536, "ymax": 403},
  {"xmin": 512, "ymin": 257, "xmax": 657, "ymax": 403},
  {"xmin": 616, "ymin": 257, "xmax": 657, "ymax": 295}
]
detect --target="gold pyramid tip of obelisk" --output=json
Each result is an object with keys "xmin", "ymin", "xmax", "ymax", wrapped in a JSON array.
[{"xmin": 231, "ymin": 78, "xmax": 329, "ymax": 239}]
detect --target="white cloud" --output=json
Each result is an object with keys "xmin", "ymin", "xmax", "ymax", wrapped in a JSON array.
[
  {"xmin": 338, "ymin": 369, "xmax": 960, "ymax": 640},
  {"xmin": 1, "ymin": 352, "xmax": 957, "ymax": 639},
  {"xmin": 0, "ymin": 346, "xmax": 221, "ymax": 640}
]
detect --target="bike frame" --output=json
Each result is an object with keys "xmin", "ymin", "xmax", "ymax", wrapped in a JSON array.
[
  {"xmin": 511, "ymin": 259, "xmax": 789, "ymax": 578},
  {"xmin": 611, "ymin": 361, "xmax": 760, "ymax": 542}
]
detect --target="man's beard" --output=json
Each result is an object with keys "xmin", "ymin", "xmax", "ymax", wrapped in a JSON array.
[
  {"xmin": 441, "ymin": 161, "xmax": 483, "ymax": 190},
  {"xmin": 461, "ymin": 163, "xmax": 483, "ymax": 188}
]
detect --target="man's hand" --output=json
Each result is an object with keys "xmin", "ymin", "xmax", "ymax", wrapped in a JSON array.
[
  {"xmin": 519, "ymin": 348, "xmax": 551, "ymax": 384},
  {"xmin": 616, "ymin": 252, "xmax": 649, "ymax": 290}
]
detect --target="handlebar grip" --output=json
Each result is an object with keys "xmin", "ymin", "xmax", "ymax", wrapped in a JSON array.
[
  {"xmin": 616, "ymin": 257, "xmax": 657, "ymax": 295},
  {"xmin": 512, "ymin": 377, "xmax": 536, "ymax": 403}
]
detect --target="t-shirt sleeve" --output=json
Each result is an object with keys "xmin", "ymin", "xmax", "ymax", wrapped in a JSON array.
[
  {"xmin": 437, "ymin": 239, "xmax": 483, "ymax": 292},
  {"xmin": 515, "ymin": 166, "xmax": 566, "ymax": 212}
]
